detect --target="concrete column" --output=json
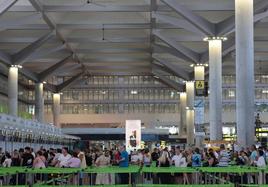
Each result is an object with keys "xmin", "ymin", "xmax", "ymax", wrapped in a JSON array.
[
  {"xmin": 207, "ymin": 38, "xmax": 224, "ymax": 141},
  {"xmin": 235, "ymin": 0, "xmax": 255, "ymax": 147},
  {"xmin": 35, "ymin": 83, "xmax": 44, "ymax": 123},
  {"xmin": 8, "ymin": 66, "xmax": 18, "ymax": 116},
  {"xmin": 186, "ymin": 109, "xmax": 195, "ymax": 146},
  {"xmin": 185, "ymin": 81, "xmax": 195, "ymax": 145},
  {"xmin": 53, "ymin": 93, "xmax": 61, "ymax": 128},
  {"xmin": 186, "ymin": 81, "xmax": 195, "ymax": 108},
  {"xmin": 179, "ymin": 92, "xmax": 187, "ymax": 136},
  {"xmin": 194, "ymin": 65, "xmax": 206, "ymax": 147},
  {"xmin": 194, "ymin": 65, "xmax": 205, "ymax": 80}
]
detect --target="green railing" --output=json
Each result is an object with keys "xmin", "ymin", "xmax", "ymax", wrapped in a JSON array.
[{"xmin": 1, "ymin": 165, "xmax": 268, "ymax": 186}]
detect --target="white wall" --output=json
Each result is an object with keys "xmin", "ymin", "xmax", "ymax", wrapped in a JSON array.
[
  {"xmin": 45, "ymin": 110, "xmax": 268, "ymax": 128},
  {"xmin": 44, "ymin": 113, "xmax": 181, "ymax": 127}
]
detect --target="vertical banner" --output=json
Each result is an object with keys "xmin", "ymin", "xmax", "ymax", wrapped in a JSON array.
[{"xmin": 125, "ymin": 120, "xmax": 141, "ymax": 151}]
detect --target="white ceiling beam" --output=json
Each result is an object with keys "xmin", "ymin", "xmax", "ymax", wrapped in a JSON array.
[
  {"xmin": 153, "ymin": 56, "xmax": 191, "ymax": 81},
  {"xmin": 53, "ymin": 64, "xmax": 81, "ymax": 75},
  {"xmin": 152, "ymin": 70, "xmax": 184, "ymax": 92},
  {"xmin": 0, "ymin": 35, "xmax": 203, "ymax": 44},
  {"xmin": 12, "ymin": 31, "xmax": 55, "ymax": 65},
  {"xmin": 56, "ymin": 71, "xmax": 84, "ymax": 92},
  {"xmin": 27, "ymin": 44, "xmax": 67, "ymax": 62},
  {"xmin": 153, "ymin": 44, "xmax": 193, "ymax": 64},
  {"xmin": 38, "ymin": 55, "xmax": 73, "ymax": 81},
  {"xmin": 29, "ymin": 0, "xmax": 86, "ymax": 67},
  {"xmin": 216, "ymin": 0, "xmax": 268, "ymax": 36},
  {"xmin": 1, "ymin": 24, "xmax": 49, "ymax": 30},
  {"xmin": 0, "ymin": 49, "xmax": 40, "ymax": 82},
  {"xmin": 254, "ymin": 0, "xmax": 268, "ymax": 14},
  {"xmin": 76, "ymin": 48, "xmax": 151, "ymax": 54},
  {"xmin": 19, "ymin": 68, "xmax": 39, "ymax": 82},
  {"xmin": 0, "ymin": 13, "xmax": 43, "ymax": 32},
  {"xmin": 0, "ymin": 0, "xmax": 17, "ymax": 16},
  {"xmin": 153, "ymin": 30, "xmax": 200, "ymax": 63},
  {"xmin": 200, "ymin": 36, "xmax": 235, "ymax": 63},
  {"xmin": 82, "ymin": 56, "xmax": 151, "ymax": 63},
  {"xmin": 254, "ymin": 10, "xmax": 268, "ymax": 23},
  {"xmin": 0, "ymin": 51, "xmax": 12, "ymax": 65},
  {"xmin": 7, "ymin": 4, "xmax": 235, "ymax": 12},
  {"xmin": 0, "ymin": 37, "xmax": 57, "ymax": 43},
  {"xmin": 42, "ymin": 5, "xmax": 169, "ymax": 12},
  {"xmin": 57, "ymin": 23, "xmax": 151, "ymax": 30},
  {"xmin": 153, "ymin": 12, "xmax": 206, "ymax": 37},
  {"xmin": 161, "ymin": 0, "xmax": 215, "ymax": 36},
  {"xmin": 66, "ymin": 37, "xmax": 150, "ymax": 43},
  {"xmin": 85, "ymin": 71, "xmax": 151, "ymax": 76},
  {"xmin": 85, "ymin": 65, "xmax": 151, "ymax": 71}
]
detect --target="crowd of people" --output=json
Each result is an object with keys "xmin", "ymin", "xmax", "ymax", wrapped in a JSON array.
[{"xmin": 0, "ymin": 144, "xmax": 267, "ymax": 185}]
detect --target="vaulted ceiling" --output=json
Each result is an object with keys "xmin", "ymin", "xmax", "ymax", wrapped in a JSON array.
[{"xmin": 0, "ymin": 0, "xmax": 268, "ymax": 92}]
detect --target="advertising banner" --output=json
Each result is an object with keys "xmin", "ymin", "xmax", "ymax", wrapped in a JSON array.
[{"xmin": 125, "ymin": 120, "xmax": 141, "ymax": 151}]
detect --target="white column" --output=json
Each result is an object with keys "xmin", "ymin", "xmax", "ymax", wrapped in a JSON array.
[
  {"xmin": 186, "ymin": 109, "xmax": 195, "ymax": 146},
  {"xmin": 185, "ymin": 81, "xmax": 195, "ymax": 145},
  {"xmin": 186, "ymin": 81, "xmax": 195, "ymax": 108},
  {"xmin": 179, "ymin": 92, "xmax": 187, "ymax": 136},
  {"xmin": 35, "ymin": 83, "xmax": 44, "ymax": 123},
  {"xmin": 194, "ymin": 65, "xmax": 205, "ymax": 80},
  {"xmin": 208, "ymin": 39, "xmax": 223, "ymax": 141},
  {"xmin": 235, "ymin": 0, "xmax": 254, "ymax": 147},
  {"xmin": 194, "ymin": 65, "xmax": 206, "ymax": 148},
  {"xmin": 53, "ymin": 93, "xmax": 61, "ymax": 128},
  {"xmin": 8, "ymin": 66, "xmax": 18, "ymax": 116}
]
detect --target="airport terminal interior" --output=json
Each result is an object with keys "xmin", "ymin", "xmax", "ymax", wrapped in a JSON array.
[{"xmin": 0, "ymin": 0, "xmax": 268, "ymax": 186}]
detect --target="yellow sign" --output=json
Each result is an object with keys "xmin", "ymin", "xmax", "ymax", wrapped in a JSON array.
[{"xmin": 195, "ymin": 80, "xmax": 205, "ymax": 89}]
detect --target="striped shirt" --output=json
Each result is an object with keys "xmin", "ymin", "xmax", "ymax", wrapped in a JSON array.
[{"xmin": 218, "ymin": 150, "xmax": 230, "ymax": 167}]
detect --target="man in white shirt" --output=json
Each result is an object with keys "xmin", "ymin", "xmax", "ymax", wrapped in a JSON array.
[
  {"xmin": 57, "ymin": 147, "xmax": 71, "ymax": 167},
  {"xmin": 172, "ymin": 146, "xmax": 182, "ymax": 167},
  {"xmin": 131, "ymin": 150, "xmax": 143, "ymax": 165},
  {"xmin": 172, "ymin": 146, "xmax": 183, "ymax": 184}
]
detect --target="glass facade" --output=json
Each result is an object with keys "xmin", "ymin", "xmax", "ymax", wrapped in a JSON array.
[
  {"xmin": 42, "ymin": 76, "xmax": 181, "ymax": 114},
  {"xmin": 2, "ymin": 74, "xmax": 268, "ymax": 116},
  {"xmin": 42, "ymin": 75, "xmax": 268, "ymax": 115}
]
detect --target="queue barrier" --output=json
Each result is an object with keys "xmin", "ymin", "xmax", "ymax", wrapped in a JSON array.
[
  {"xmin": 0, "ymin": 166, "xmax": 268, "ymax": 186},
  {"xmin": 136, "ymin": 185, "xmax": 233, "ymax": 187},
  {"xmin": 240, "ymin": 185, "xmax": 268, "ymax": 187}
]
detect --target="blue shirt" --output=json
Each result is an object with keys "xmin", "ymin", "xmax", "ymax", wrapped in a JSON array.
[
  {"xmin": 119, "ymin": 151, "xmax": 129, "ymax": 167},
  {"xmin": 192, "ymin": 153, "xmax": 201, "ymax": 167},
  {"xmin": 250, "ymin": 150, "xmax": 257, "ymax": 161}
]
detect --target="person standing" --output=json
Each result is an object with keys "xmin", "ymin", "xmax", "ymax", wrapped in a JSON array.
[
  {"xmin": 19, "ymin": 147, "xmax": 34, "ymax": 185},
  {"xmin": 250, "ymin": 145, "xmax": 257, "ymax": 165},
  {"xmin": 118, "ymin": 146, "xmax": 129, "ymax": 184},
  {"xmin": 172, "ymin": 146, "xmax": 183, "ymax": 184},
  {"xmin": 192, "ymin": 148, "xmax": 202, "ymax": 184},
  {"xmin": 33, "ymin": 151, "xmax": 46, "ymax": 169},
  {"xmin": 95, "ymin": 151, "xmax": 111, "ymax": 185},
  {"xmin": 1, "ymin": 152, "xmax": 12, "ymax": 185},
  {"xmin": 75, "ymin": 148, "xmax": 87, "ymax": 185},
  {"xmin": 33, "ymin": 151, "xmax": 46, "ymax": 183},
  {"xmin": 158, "ymin": 150, "xmax": 171, "ymax": 184},
  {"xmin": 218, "ymin": 144, "xmax": 230, "ymax": 167},
  {"xmin": 255, "ymin": 150, "xmax": 266, "ymax": 184},
  {"xmin": 143, "ymin": 149, "xmax": 152, "ymax": 183},
  {"xmin": 56, "ymin": 147, "xmax": 71, "ymax": 168}
]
